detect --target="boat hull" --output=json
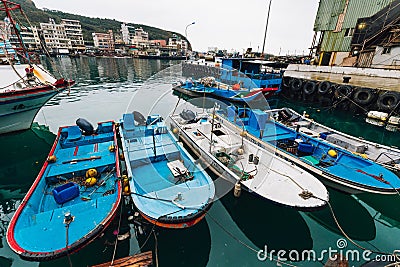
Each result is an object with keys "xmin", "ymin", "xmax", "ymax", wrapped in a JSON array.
[
  {"xmin": 0, "ymin": 89, "xmax": 59, "ymax": 134},
  {"xmin": 220, "ymin": 113, "xmax": 400, "ymax": 195},
  {"xmin": 269, "ymin": 108, "xmax": 400, "ymax": 172},
  {"xmin": 172, "ymin": 85, "xmax": 213, "ymax": 98},
  {"xmin": 139, "ymin": 206, "xmax": 209, "ymax": 229}
]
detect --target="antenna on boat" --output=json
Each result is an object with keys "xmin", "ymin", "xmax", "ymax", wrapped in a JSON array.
[
  {"xmin": 261, "ymin": 0, "xmax": 272, "ymax": 56},
  {"xmin": 152, "ymin": 128, "xmax": 157, "ymax": 158},
  {"xmin": 209, "ymin": 104, "xmax": 217, "ymax": 153}
]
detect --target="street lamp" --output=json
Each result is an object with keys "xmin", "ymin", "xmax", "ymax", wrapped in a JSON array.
[
  {"xmin": 185, "ymin": 22, "xmax": 195, "ymax": 60},
  {"xmin": 185, "ymin": 22, "xmax": 195, "ymax": 38}
]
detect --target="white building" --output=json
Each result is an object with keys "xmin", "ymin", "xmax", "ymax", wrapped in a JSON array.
[
  {"xmin": 92, "ymin": 30, "xmax": 114, "ymax": 52},
  {"xmin": 131, "ymin": 27, "xmax": 149, "ymax": 48},
  {"xmin": 40, "ymin": 18, "xmax": 71, "ymax": 54},
  {"xmin": 168, "ymin": 34, "xmax": 188, "ymax": 54},
  {"xmin": 120, "ymin": 23, "xmax": 149, "ymax": 48},
  {"xmin": 61, "ymin": 19, "xmax": 85, "ymax": 52},
  {"xmin": 121, "ymin": 23, "xmax": 135, "ymax": 44}
]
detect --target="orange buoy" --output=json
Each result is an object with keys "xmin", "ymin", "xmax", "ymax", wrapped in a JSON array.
[
  {"xmin": 232, "ymin": 84, "xmax": 240, "ymax": 90},
  {"xmin": 47, "ymin": 155, "xmax": 57, "ymax": 163}
]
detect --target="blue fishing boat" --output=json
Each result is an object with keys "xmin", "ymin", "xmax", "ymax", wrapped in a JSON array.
[
  {"xmin": 172, "ymin": 79, "xmax": 215, "ymax": 98},
  {"xmin": 120, "ymin": 112, "xmax": 215, "ymax": 228},
  {"xmin": 7, "ymin": 120, "xmax": 122, "ymax": 261},
  {"xmin": 173, "ymin": 77, "xmax": 268, "ymax": 104},
  {"xmin": 219, "ymin": 107, "xmax": 400, "ymax": 194}
]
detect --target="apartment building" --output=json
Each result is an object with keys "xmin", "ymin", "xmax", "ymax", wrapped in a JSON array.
[
  {"xmin": 40, "ymin": 18, "xmax": 70, "ymax": 54},
  {"xmin": 61, "ymin": 19, "xmax": 85, "ymax": 52},
  {"xmin": 92, "ymin": 30, "xmax": 115, "ymax": 52}
]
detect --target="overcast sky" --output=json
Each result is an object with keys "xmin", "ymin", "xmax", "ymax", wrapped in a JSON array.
[{"xmin": 33, "ymin": 0, "xmax": 319, "ymax": 55}]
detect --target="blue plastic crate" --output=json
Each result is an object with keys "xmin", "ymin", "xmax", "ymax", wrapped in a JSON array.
[{"xmin": 52, "ymin": 182, "xmax": 79, "ymax": 204}]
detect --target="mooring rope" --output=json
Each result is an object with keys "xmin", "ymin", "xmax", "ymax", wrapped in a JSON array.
[
  {"xmin": 311, "ymin": 194, "xmax": 393, "ymax": 256},
  {"xmin": 153, "ymin": 230, "xmax": 159, "ymax": 267},
  {"xmin": 65, "ymin": 222, "xmax": 73, "ymax": 267},
  {"xmin": 110, "ymin": 200, "xmax": 124, "ymax": 265},
  {"xmin": 205, "ymin": 211, "xmax": 298, "ymax": 267}
]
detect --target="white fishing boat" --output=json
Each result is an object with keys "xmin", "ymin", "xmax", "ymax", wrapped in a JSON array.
[
  {"xmin": 0, "ymin": 0, "xmax": 74, "ymax": 134},
  {"xmin": 169, "ymin": 109, "xmax": 329, "ymax": 210},
  {"xmin": 268, "ymin": 108, "xmax": 400, "ymax": 172}
]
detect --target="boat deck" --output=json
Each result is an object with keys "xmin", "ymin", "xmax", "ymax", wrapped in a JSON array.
[
  {"xmin": 121, "ymin": 117, "xmax": 214, "ymax": 222},
  {"xmin": 174, "ymin": 115, "xmax": 328, "ymax": 208},
  {"xmin": 234, "ymin": 113, "xmax": 400, "ymax": 192},
  {"xmin": 10, "ymin": 122, "xmax": 121, "ymax": 255}
]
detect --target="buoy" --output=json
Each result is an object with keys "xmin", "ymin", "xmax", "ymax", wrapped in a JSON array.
[
  {"xmin": 85, "ymin": 177, "xmax": 97, "ymax": 187},
  {"xmin": 237, "ymin": 148, "xmax": 244, "ymax": 155},
  {"xmin": 367, "ymin": 111, "xmax": 388, "ymax": 121},
  {"xmin": 47, "ymin": 155, "xmax": 57, "ymax": 163},
  {"xmin": 328, "ymin": 149, "xmax": 337, "ymax": 158},
  {"xmin": 232, "ymin": 83, "xmax": 240, "ymax": 90},
  {"xmin": 234, "ymin": 182, "xmax": 241, "ymax": 198},
  {"xmin": 172, "ymin": 128, "xmax": 179, "ymax": 134},
  {"xmin": 119, "ymin": 153, "xmax": 125, "ymax": 160},
  {"xmin": 85, "ymin": 168, "xmax": 98, "ymax": 178},
  {"xmin": 123, "ymin": 176, "xmax": 129, "ymax": 187},
  {"xmin": 240, "ymin": 131, "xmax": 247, "ymax": 137},
  {"xmin": 124, "ymin": 185, "xmax": 131, "ymax": 194},
  {"xmin": 108, "ymin": 145, "xmax": 116, "ymax": 152}
]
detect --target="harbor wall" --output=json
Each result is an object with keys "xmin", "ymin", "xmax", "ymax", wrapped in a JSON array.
[{"xmin": 282, "ymin": 64, "xmax": 400, "ymax": 115}]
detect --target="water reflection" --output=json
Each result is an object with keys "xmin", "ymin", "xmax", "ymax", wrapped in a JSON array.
[
  {"xmin": 306, "ymin": 189, "xmax": 376, "ymax": 241},
  {"xmin": 356, "ymin": 193, "xmax": 400, "ymax": 229},
  {"xmin": 221, "ymin": 189, "xmax": 313, "ymax": 254},
  {"xmin": 139, "ymin": 219, "xmax": 211, "ymax": 267}
]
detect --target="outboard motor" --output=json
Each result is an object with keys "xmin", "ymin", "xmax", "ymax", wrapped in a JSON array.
[
  {"xmin": 179, "ymin": 110, "xmax": 196, "ymax": 122},
  {"xmin": 133, "ymin": 111, "xmax": 146, "ymax": 126},
  {"xmin": 76, "ymin": 118, "xmax": 95, "ymax": 135},
  {"xmin": 278, "ymin": 109, "xmax": 292, "ymax": 122}
]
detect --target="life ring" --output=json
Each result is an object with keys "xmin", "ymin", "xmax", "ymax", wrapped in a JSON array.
[
  {"xmin": 290, "ymin": 78, "xmax": 302, "ymax": 92},
  {"xmin": 282, "ymin": 77, "xmax": 291, "ymax": 88},
  {"xmin": 303, "ymin": 81, "xmax": 316, "ymax": 95},
  {"xmin": 334, "ymin": 85, "xmax": 352, "ymax": 99},
  {"xmin": 353, "ymin": 87, "xmax": 376, "ymax": 106},
  {"xmin": 377, "ymin": 92, "xmax": 400, "ymax": 111},
  {"xmin": 318, "ymin": 81, "xmax": 331, "ymax": 95}
]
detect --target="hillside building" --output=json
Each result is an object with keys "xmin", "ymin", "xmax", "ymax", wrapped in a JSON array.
[
  {"xmin": 39, "ymin": 18, "xmax": 70, "ymax": 54},
  {"xmin": 92, "ymin": 30, "xmax": 115, "ymax": 52},
  {"xmin": 168, "ymin": 34, "xmax": 188, "ymax": 55},
  {"xmin": 61, "ymin": 19, "xmax": 85, "ymax": 53}
]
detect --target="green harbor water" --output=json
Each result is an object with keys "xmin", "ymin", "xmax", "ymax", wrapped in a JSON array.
[{"xmin": 0, "ymin": 57, "xmax": 399, "ymax": 267}]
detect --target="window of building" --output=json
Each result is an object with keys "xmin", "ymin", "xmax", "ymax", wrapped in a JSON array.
[
  {"xmin": 382, "ymin": 47, "xmax": 391, "ymax": 54},
  {"xmin": 344, "ymin": 28, "xmax": 354, "ymax": 37}
]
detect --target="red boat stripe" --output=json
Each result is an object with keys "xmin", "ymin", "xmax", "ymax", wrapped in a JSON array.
[{"xmin": 73, "ymin": 146, "xmax": 79, "ymax": 156}]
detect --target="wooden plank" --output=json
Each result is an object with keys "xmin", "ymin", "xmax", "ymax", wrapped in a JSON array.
[{"xmin": 91, "ymin": 251, "xmax": 153, "ymax": 267}]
